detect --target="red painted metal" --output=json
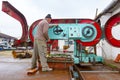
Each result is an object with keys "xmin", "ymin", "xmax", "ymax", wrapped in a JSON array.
[
  {"xmin": 29, "ymin": 20, "xmax": 41, "ymax": 42},
  {"xmin": 105, "ymin": 13, "xmax": 120, "ymax": 47},
  {"xmin": 47, "ymin": 40, "xmax": 58, "ymax": 52},
  {"xmin": 51, "ymin": 40, "xmax": 58, "ymax": 50},
  {"xmin": 2, "ymin": 1, "xmax": 28, "ymax": 46}
]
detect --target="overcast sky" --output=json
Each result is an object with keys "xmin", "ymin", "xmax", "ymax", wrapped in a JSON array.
[{"xmin": 0, "ymin": 0, "xmax": 112, "ymax": 39}]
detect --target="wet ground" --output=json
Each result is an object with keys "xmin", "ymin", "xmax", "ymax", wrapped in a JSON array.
[
  {"xmin": 1, "ymin": 51, "xmax": 120, "ymax": 80},
  {"xmin": 0, "ymin": 51, "xmax": 70, "ymax": 80}
]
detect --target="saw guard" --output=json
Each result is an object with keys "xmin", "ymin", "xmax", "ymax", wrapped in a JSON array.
[
  {"xmin": 105, "ymin": 13, "xmax": 120, "ymax": 47},
  {"xmin": 29, "ymin": 19, "xmax": 102, "ymax": 46}
]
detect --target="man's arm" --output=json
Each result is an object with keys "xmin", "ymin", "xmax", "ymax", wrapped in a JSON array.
[{"xmin": 43, "ymin": 23, "xmax": 50, "ymax": 41}]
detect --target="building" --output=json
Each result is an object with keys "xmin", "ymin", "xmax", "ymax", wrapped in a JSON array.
[
  {"xmin": 95, "ymin": 0, "xmax": 120, "ymax": 60},
  {"xmin": 0, "ymin": 32, "xmax": 17, "ymax": 49}
]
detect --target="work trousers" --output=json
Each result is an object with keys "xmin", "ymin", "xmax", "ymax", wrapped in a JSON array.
[{"xmin": 31, "ymin": 39, "xmax": 48, "ymax": 69}]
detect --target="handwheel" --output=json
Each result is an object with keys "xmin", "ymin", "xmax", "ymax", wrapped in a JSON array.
[{"xmin": 53, "ymin": 25, "xmax": 63, "ymax": 35}]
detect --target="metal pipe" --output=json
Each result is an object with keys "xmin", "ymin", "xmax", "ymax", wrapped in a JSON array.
[
  {"xmin": 80, "ymin": 71, "xmax": 119, "ymax": 73},
  {"xmin": 73, "ymin": 65, "xmax": 85, "ymax": 80}
]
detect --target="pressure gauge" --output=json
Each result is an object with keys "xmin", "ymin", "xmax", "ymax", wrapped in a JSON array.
[{"xmin": 82, "ymin": 26, "xmax": 94, "ymax": 38}]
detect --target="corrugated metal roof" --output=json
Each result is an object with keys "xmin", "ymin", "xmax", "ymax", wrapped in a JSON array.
[
  {"xmin": 0, "ymin": 32, "xmax": 17, "ymax": 39},
  {"xmin": 95, "ymin": 0, "xmax": 120, "ymax": 21}
]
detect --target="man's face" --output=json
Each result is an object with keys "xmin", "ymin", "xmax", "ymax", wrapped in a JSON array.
[
  {"xmin": 45, "ymin": 18, "xmax": 51, "ymax": 23},
  {"xmin": 47, "ymin": 18, "xmax": 52, "ymax": 23}
]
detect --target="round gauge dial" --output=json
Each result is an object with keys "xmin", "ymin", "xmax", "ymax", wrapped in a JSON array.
[{"xmin": 82, "ymin": 26, "xmax": 94, "ymax": 38}]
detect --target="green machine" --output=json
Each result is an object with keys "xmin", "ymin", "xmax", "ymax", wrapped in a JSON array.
[{"xmin": 48, "ymin": 23, "xmax": 103, "ymax": 65}]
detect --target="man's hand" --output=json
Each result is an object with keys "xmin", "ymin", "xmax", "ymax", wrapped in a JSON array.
[
  {"xmin": 47, "ymin": 39, "xmax": 52, "ymax": 44},
  {"xmin": 47, "ymin": 39, "xmax": 51, "ymax": 42},
  {"xmin": 49, "ymin": 24, "xmax": 58, "ymax": 28}
]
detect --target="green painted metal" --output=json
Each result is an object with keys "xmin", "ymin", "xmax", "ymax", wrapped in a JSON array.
[{"xmin": 48, "ymin": 24, "xmax": 97, "ymax": 42}]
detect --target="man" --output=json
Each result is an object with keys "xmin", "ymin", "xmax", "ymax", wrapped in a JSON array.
[{"xmin": 28, "ymin": 14, "xmax": 52, "ymax": 72}]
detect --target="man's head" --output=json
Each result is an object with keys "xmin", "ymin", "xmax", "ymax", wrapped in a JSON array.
[{"xmin": 45, "ymin": 14, "xmax": 52, "ymax": 23}]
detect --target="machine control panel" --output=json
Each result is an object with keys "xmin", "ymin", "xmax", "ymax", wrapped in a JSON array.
[
  {"xmin": 69, "ymin": 25, "xmax": 80, "ymax": 39},
  {"xmin": 48, "ymin": 23, "xmax": 97, "ymax": 42}
]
